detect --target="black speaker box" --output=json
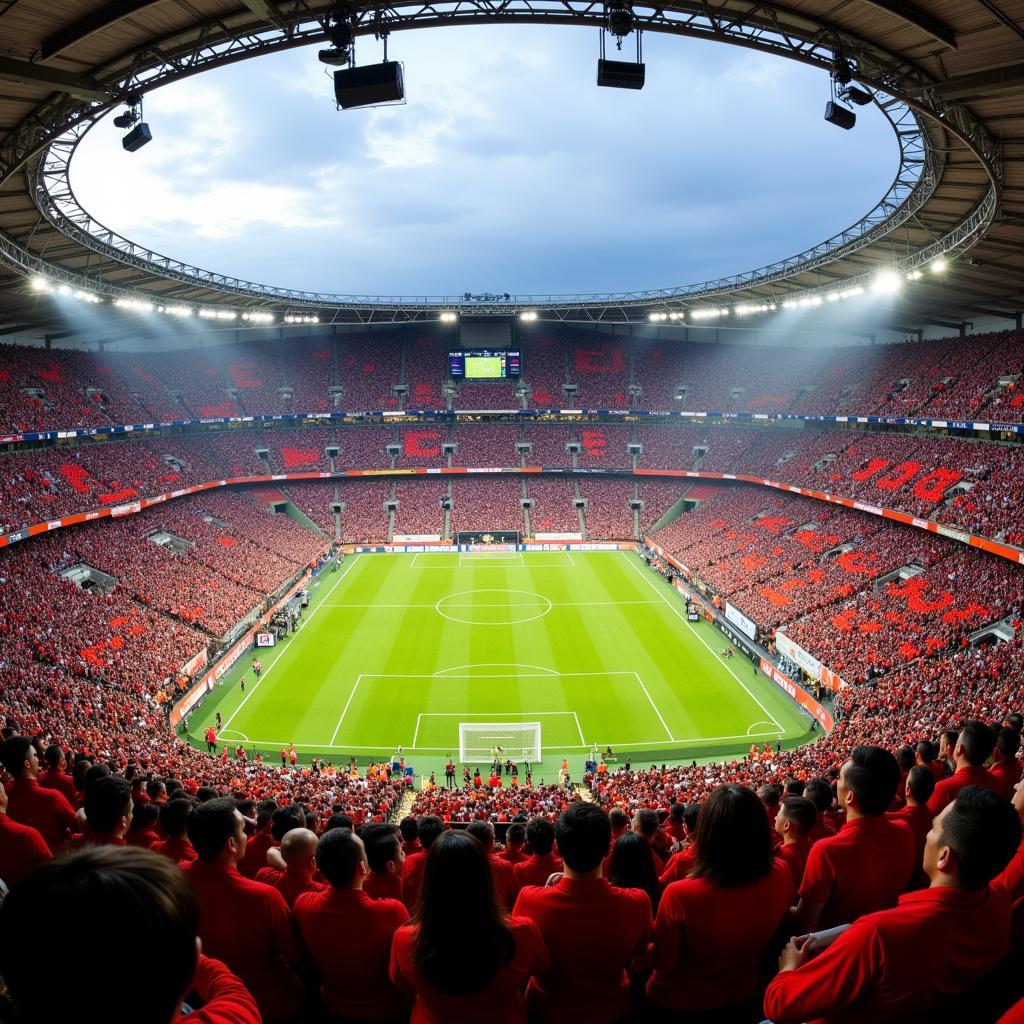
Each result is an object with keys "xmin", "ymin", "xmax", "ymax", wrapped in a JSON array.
[
  {"xmin": 597, "ymin": 59, "xmax": 645, "ymax": 90},
  {"xmin": 824, "ymin": 101, "xmax": 856, "ymax": 130},
  {"xmin": 122, "ymin": 122, "xmax": 152, "ymax": 152},
  {"xmin": 334, "ymin": 62, "xmax": 404, "ymax": 109}
]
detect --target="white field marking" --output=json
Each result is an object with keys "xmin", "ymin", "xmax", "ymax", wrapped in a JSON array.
[
  {"xmin": 330, "ymin": 675, "xmax": 362, "ymax": 745},
  {"xmin": 227, "ymin": 729, "xmax": 781, "ymax": 753},
  {"xmin": 459, "ymin": 551, "xmax": 523, "ymax": 566},
  {"xmin": 320, "ymin": 600, "xmax": 660, "ymax": 609},
  {"xmin": 352, "ymin": 671, "xmax": 638, "ymax": 678},
  {"xmin": 435, "ymin": 588, "xmax": 552, "ymax": 626},
  {"xmin": 631, "ymin": 672, "xmax": 675, "ymax": 742},
  {"xmin": 432, "ymin": 663, "xmax": 559, "ymax": 676},
  {"xmin": 217, "ymin": 728, "xmax": 251, "ymax": 743},
  {"xmin": 572, "ymin": 711, "xmax": 586, "ymax": 746},
  {"xmin": 415, "ymin": 709, "xmax": 579, "ymax": 747},
  {"xmin": 221, "ymin": 555, "xmax": 362, "ymax": 731},
  {"xmin": 412, "ymin": 714, "xmax": 422, "ymax": 747},
  {"xmin": 747, "ymin": 720, "xmax": 780, "ymax": 736},
  {"xmin": 622, "ymin": 553, "xmax": 785, "ymax": 733},
  {"xmin": 409, "ymin": 552, "xmax": 575, "ymax": 569}
]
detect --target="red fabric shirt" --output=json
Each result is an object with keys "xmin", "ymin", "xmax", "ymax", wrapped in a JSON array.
[
  {"xmin": 989, "ymin": 759, "xmax": 1023, "ymax": 801},
  {"xmin": 995, "ymin": 836, "xmax": 1024, "ymax": 902},
  {"xmin": 999, "ymin": 997, "xmax": 1024, "ymax": 1024},
  {"xmin": 514, "ymin": 852, "xmax": 563, "ymax": 891},
  {"xmin": 501, "ymin": 846, "xmax": 527, "ymax": 865},
  {"xmin": 927, "ymin": 764, "xmax": 1002, "ymax": 816},
  {"xmin": 255, "ymin": 865, "xmax": 325, "ymax": 909},
  {"xmin": 799, "ymin": 815, "xmax": 916, "ymax": 928},
  {"xmin": 491, "ymin": 852, "xmax": 518, "ymax": 908},
  {"xmin": 402, "ymin": 848, "xmax": 428, "ymax": 909},
  {"xmin": 181, "ymin": 956, "xmax": 261, "ymax": 1024},
  {"xmin": 365, "ymin": 868, "xmax": 405, "ymax": 905},
  {"xmin": 647, "ymin": 858, "xmax": 793, "ymax": 1012},
  {"xmin": 294, "ymin": 887, "xmax": 409, "ymax": 1019},
  {"xmin": 184, "ymin": 860, "xmax": 303, "ymax": 1020},
  {"xmin": 389, "ymin": 917, "xmax": 549, "ymax": 1024},
  {"xmin": 6, "ymin": 778, "xmax": 78, "ymax": 850},
  {"xmin": 237, "ymin": 831, "xmax": 274, "ymax": 878},
  {"xmin": 39, "ymin": 767, "xmax": 78, "ymax": 807},
  {"xmin": 0, "ymin": 812, "xmax": 52, "ymax": 886},
  {"xmin": 764, "ymin": 885, "xmax": 1013, "ymax": 1024},
  {"xmin": 777, "ymin": 838, "xmax": 813, "ymax": 889},
  {"xmin": 659, "ymin": 846, "xmax": 696, "ymax": 887},
  {"xmin": 885, "ymin": 803, "xmax": 932, "ymax": 885},
  {"xmin": 151, "ymin": 835, "xmax": 197, "ymax": 864},
  {"xmin": 513, "ymin": 876, "xmax": 652, "ymax": 1024}
]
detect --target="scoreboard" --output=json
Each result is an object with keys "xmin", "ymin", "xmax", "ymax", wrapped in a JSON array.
[{"xmin": 448, "ymin": 349, "xmax": 522, "ymax": 380}]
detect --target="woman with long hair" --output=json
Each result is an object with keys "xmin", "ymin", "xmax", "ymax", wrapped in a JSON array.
[
  {"xmin": 609, "ymin": 831, "xmax": 663, "ymax": 912},
  {"xmin": 644, "ymin": 784, "xmax": 794, "ymax": 1023},
  {"xmin": 389, "ymin": 829, "xmax": 549, "ymax": 1023}
]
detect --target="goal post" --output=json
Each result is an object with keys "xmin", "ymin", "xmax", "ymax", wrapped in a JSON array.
[{"xmin": 459, "ymin": 722, "xmax": 541, "ymax": 764}]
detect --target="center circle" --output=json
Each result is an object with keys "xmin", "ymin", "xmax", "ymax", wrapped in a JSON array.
[{"xmin": 435, "ymin": 589, "xmax": 553, "ymax": 626}]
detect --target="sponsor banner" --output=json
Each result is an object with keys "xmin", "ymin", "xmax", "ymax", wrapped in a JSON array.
[
  {"xmin": 393, "ymin": 534, "xmax": 442, "ymax": 542},
  {"xmin": 535, "ymin": 532, "xmax": 583, "ymax": 541},
  {"xmin": 181, "ymin": 647, "xmax": 208, "ymax": 679},
  {"xmin": 759, "ymin": 658, "xmax": 834, "ymax": 732},
  {"xmin": 775, "ymin": 631, "xmax": 823, "ymax": 681},
  {"xmin": 724, "ymin": 602, "xmax": 758, "ymax": 641}
]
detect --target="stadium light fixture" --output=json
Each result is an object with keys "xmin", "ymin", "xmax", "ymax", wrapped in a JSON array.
[
  {"xmin": 906, "ymin": 269, "xmax": 923, "ymax": 281},
  {"xmin": 30, "ymin": 276, "xmax": 52, "ymax": 292},
  {"xmin": 931, "ymin": 258, "xmax": 947, "ymax": 273},
  {"xmin": 648, "ymin": 312, "xmax": 668, "ymax": 322},
  {"xmin": 114, "ymin": 298, "xmax": 154, "ymax": 313},
  {"xmin": 155, "ymin": 305, "xmax": 193, "ymax": 317},
  {"xmin": 873, "ymin": 270, "xmax": 902, "ymax": 294},
  {"xmin": 519, "ymin": 311, "xmax": 538, "ymax": 322},
  {"xmin": 198, "ymin": 308, "xmax": 238, "ymax": 321},
  {"xmin": 241, "ymin": 311, "xmax": 275, "ymax": 324},
  {"xmin": 284, "ymin": 314, "xmax": 320, "ymax": 324},
  {"xmin": 439, "ymin": 311, "xmax": 459, "ymax": 323}
]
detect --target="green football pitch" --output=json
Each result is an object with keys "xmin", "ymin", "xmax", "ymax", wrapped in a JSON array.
[{"xmin": 186, "ymin": 551, "xmax": 816, "ymax": 778}]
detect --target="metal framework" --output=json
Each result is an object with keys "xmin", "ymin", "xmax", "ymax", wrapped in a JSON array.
[{"xmin": 0, "ymin": 0, "xmax": 1004, "ymax": 318}]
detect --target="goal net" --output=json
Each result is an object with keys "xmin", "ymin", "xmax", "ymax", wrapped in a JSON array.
[{"xmin": 459, "ymin": 722, "xmax": 541, "ymax": 764}]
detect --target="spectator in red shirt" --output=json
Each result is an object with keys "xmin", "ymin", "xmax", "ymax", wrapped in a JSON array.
[
  {"xmin": 765, "ymin": 787, "xmax": 1021, "ymax": 1024},
  {"xmin": 403, "ymin": 814, "xmax": 444, "ymax": 910},
  {"xmin": 467, "ymin": 820, "xmax": 518, "ymax": 909},
  {"xmin": 775, "ymin": 795, "xmax": 816, "ymax": 889},
  {"xmin": 152, "ymin": 797, "xmax": 198, "ymax": 863},
  {"xmin": 990, "ymin": 727, "xmax": 1023, "ymax": 800},
  {"xmin": 915, "ymin": 738, "xmax": 946, "ymax": 782},
  {"xmin": 632, "ymin": 808, "xmax": 668, "ymax": 872},
  {"xmin": 928, "ymin": 721, "xmax": 1001, "ymax": 815},
  {"xmin": 0, "ymin": 845, "xmax": 260, "ymax": 1024},
  {"xmin": 82, "ymin": 774, "xmax": 133, "ymax": 847},
  {"xmin": 792, "ymin": 746, "xmax": 916, "ymax": 932},
  {"xmin": 804, "ymin": 778, "xmax": 840, "ymax": 842},
  {"xmin": 514, "ymin": 817, "xmax": 564, "ymax": 890},
  {"xmin": 399, "ymin": 815, "xmax": 422, "ymax": 857},
  {"xmin": 185, "ymin": 797, "xmax": 304, "ymax": 1020},
  {"xmin": 887, "ymin": 764, "xmax": 935, "ymax": 886},
  {"xmin": 0, "ymin": 780, "xmax": 51, "ymax": 887},
  {"xmin": 361, "ymin": 821, "xmax": 407, "ymax": 904},
  {"xmin": 390, "ymin": 829, "xmax": 549, "ymax": 1024},
  {"xmin": 0, "ymin": 735, "xmax": 79, "ymax": 850},
  {"xmin": 501, "ymin": 822, "xmax": 527, "ymax": 864},
  {"xmin": 40, "ymin": 744, "xmax": 78, "ymax": 806},
  {"xmin": 514, "ymin": 802, "xmax": 653, "ymax": 1024},
  {"xmin": 294, "ymin": 826, "xmax": 410, "ymax": 1022},
  {"xmin": 237, "ymin": 798, "xmax": 277, "ymax": 878},
  {"xmin": 645, "ymin": 784, "xmax": 793, "ymax": 1020},
  {"xmin": 256, "ymin": 827, "xmax": 324, "ymax": 908},
  {"xmin": 608, "ymin": 831, "xmax": 663, "ymax": 912},
  {"xmin": 126, "ymin": 801, "xmax": 162, "ymax": 849}
]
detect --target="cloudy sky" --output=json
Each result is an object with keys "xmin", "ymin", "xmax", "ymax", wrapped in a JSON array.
[{"xmin": 71, "ymin": 25, "xmax": 897, "ymax": 299}]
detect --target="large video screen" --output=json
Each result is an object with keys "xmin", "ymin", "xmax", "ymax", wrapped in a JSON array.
[{"xmin": 448, "ymin": 349, "xmax": 522, "ymax": 380}]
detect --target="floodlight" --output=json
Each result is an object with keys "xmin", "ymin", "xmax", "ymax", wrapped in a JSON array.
[
  {"xmin": 30, "ymin": 276, "xmax": 51, "ymax": 292},
  {"xmin": 931, "ymin": 258, "xmax": 947, "ymax": 273},
  {"xmin": 519, "ymin": 311, "xmax": 538, "ymax": 321},
  {"xmin": 873, "ymin": 270, "xmax": 902, "ymax": 294},
  {"xmin": 439, "ymin": 311, "xmax": 458, "ymax": 323}
]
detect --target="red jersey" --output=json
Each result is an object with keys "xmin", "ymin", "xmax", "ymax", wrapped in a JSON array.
[
  {"xmin": 5, "ymin": 778, "xmax": 78, "ymax": 850},
  {"xmin": 151, "ymin": 835, "xmax": 197, "ymax": 864},
  {"xmin": 927, "ymin": 764, "xmax": 1002, "ymax": 816},
  {"xmin": 402, "ymin": 848, "xmax": 428, "ymax": 909},
  {"xmin": 0, "ymin": 812, "xmax": 52, "ymax": 886},
  {"xmin": 647, "ymin": 858, "xmax": 793, "ymax": 1012},
  {"xmin": 799, "ymin": 815, "xmax": 916, "ymax": 928},
  {"xmin": 514, "ymin": 852, "xmax": 564, "ymax": 891},
  {"xmin": 39, "ymin": 767, "xmax": 78, "ymax": 807},
  {"xmin": 501, "ymin": 846, "xmax": 527, "ymax": 865},
  {"xmin": 295, "ymin": 887, "xmax": 410, "ymax": 1019},
  {"xmin": 659, "ymin": 845, "xmax": 696, "ymax": 887},
  {"xmin": 389, "ymin": 917, "xmax": 549, "ymax": 1024},
  {"xmin": 255, "ymin": 865, "xmax": 325, "ymax": 909},
  {"xmin": 999, "ymin": 998, "xmax": 1024, "ymax": 1024},
  {"xmin": 764, "ymin": 885, "xmax": 1013, "ymax": 1024},
  {"xmin": 989, "ymin": 759, "xmax": 1023, "ymax": 801},
  {"xmin": 514, "ymin": 876, "xmax": 652, "ymax": 1024},
  {"xmin": 777, "ymin": 838, "xmax": 813, "ymax": 890},
  {"xmin": 181, "ymin": 956, "xmax": 261, "ymax": 1024},
  {"xmin": 491, "ymin": 852, "xmax": 519, "ymax": 908},
  {"xmin": 237, "ymin": 831, "xmax": 274, "ymax": 878},
  {"xmin": 184, "ymin": 860, "xmax": 303, "ymax": 1020},
  {"xmin": 364, "ymin": 869, "xmax": 405, "ymax": 905}
]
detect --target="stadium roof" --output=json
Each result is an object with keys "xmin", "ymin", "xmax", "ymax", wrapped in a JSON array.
[{"xmin": 0, "ymin": 0, "xmax": 1021, "ymax": 340}]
